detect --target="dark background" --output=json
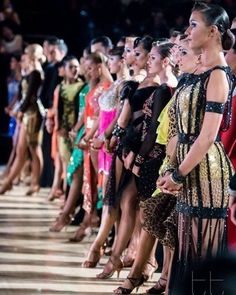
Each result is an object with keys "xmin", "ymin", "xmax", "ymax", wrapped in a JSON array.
[{"xmin": 0, "ymin": 0, "xmax": 235, "ymax": 160}]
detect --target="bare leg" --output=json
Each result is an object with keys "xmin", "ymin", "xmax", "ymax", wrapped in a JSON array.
[
  {"xmin": 123, "ymin": 209, "xmax": 141, "ymax": 267},
  {"xmin": 48, "ymin": 153, "xmax": 63, "ymax": 201},
  {"xmin": 1, "ymin": 125, "xmax": 27, "ymax": 184},
  {"xmin": 112, "ymin": 176, "xmax": 138, "ymax": 258},
  {"xmin": 83, "ymin": 156, "xmax": 123, "ymax": 267},
  {"xmin": 82, "ymin": 205, "xmax": 119, "ymax": 267},
  {"xmin": 146, "ymin": 246, "xmax": 172, "ymax": 294},
  {"xmin": 70, "ymin": 149, "xmax": 98, "ymax": 242},
  {"xmin": 36, "ymin": 145, "xmax": 43, "ymax": 176},
  {"xmin": 49, "ymin": 165, "xmax": 84, "ymax": 232},
  {"xmin": 29, "ymin": 145, "xmax": 41, "ymax": 187},
  {"xmin": 113, "ymin": 228, "xmax": 156, "ymax": 292},
  {"xmin": 97, "ymin": 176, "xmax": 138, "ymax": 278},
  {"xmin": 165, "ymin": 249, "xmax": 174, "ymax": 295}
]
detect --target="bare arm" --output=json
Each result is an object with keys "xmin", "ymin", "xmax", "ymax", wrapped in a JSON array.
[
  {"xmin": 117, "ymin": 99, "xmax": 132, "ymax": 128},
  {"xmin": 158, "ymin": 69, "xmax": 230, "ymax": 193}
]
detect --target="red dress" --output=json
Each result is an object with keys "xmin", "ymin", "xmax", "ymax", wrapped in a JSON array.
[
  {"xmin": 83, "ymin": 81, "xmax": 111, "ymax": 213},
  {"xmin": 221, "ymin": 92, "xmax": 236, "ymax": 250}
]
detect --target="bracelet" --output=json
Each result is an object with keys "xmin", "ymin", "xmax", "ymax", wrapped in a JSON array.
[
  {"xmin": 162, "ymin": 163, "xmax": 176, "ymax": 175},
  {"xmin": 112, "ymin": 123, "xmax": 125, "ymax": 139},
  {"xmin": 134, "ymin": 154, "xmax": 145, "ymax": 167},
  {"xmin": 170, "ymin": 168, "xmax": 185, "ymax": 185},
  {"xmin": 98, "ymin": 133, "xmax": 105, "ymax": 141}
]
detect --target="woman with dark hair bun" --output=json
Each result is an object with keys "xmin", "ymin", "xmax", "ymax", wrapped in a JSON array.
[{"xmin": 157, "ymin": 2, "xmax": 235, "ymax": 293}]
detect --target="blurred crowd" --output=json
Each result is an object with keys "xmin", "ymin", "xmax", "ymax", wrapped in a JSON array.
[{"xmin": 0, "ymin": 1, "xmax": 236, "ymax": 294}]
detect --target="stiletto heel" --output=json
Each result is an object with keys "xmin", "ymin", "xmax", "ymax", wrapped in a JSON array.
[
  {"xmin": 69, "ymin": 224, "xmax": 91, "ymax": 242},
  {"xmin": 47, "ymin": 188, "xmax": 64, "ymax": 201},
  {"xmin": 49, "ymin": 213, "xmax": 72, "ymax": 232},
  {"xmin": 82, "ymin": 245, "xmax": 106, "ymax": 268},
  {"xmin": 96, "ymin": 256, "xmax": 123, "ymax": 279},
  {"xmin": 26, "ymin": 185, "xmax": 40, "ymax": 196},
  {"xmin": 113, "ymin": 276, "xmax": 145, "ymax": 294},
  {"xmin": 146, "ymin": 277, "xmax": 167, "ymax": 294}
]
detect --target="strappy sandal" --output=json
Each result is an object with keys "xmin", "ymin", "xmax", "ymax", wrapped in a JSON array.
[
  {"xmin": 82, "ymin": 245, "xmax": 106, "ymax": 268},
  {"xmin": 69, "ymin": 224, "xmax": 88, "ymax": 242},
  {"xmin": 96, "ymin": 256, "xmax": 123, "ymax": 279},
  {"xmin": 113, "ymin": 276, "xmax": 145, "ymax": 294},
  {"xmin": 146, "ymin": 277, "xmax": 167, "ymax": 294},
  {"xmin": 49, "ymin": 213, "xmax": 72, "ymax": 232}
]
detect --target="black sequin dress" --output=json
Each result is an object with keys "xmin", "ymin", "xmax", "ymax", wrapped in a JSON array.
[
  {"xmin": 104, "ymin": 84, "xmax": 158, "ymax": 207},
  {"xmin": 170, "ymin": 66, "xmax": 234, "ymax": 294},
  {"xmin": 135, "ymin": 84, "xmax": 172, "ymax": 201}
]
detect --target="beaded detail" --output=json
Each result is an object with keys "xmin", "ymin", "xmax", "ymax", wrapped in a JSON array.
[
  {"xmin": 134, "ymin": 154, "xmax": 145, "ymax": 167},
  {"xmin": 112, "ymin": 123, "xmax": 125, "ymax": 138},
  {"xmin": 176, "ymin": 201, "xmax": 227, "ymax": 218},
  {"xmin": 205, "ymin": 101, "xmax": 225, "ymax": 114}
]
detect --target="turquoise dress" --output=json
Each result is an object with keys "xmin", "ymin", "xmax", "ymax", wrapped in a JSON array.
[{"xmin": 66, "ymin": 84, "xmax": 89, "ymax": 185}]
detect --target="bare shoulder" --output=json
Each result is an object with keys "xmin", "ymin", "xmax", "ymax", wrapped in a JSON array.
[{"xmin": 206, "ymin": 67, "xmax": 229, "ymax": 103}]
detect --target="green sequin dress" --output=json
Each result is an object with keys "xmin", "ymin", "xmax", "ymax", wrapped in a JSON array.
[{"xmin": 66, "ymin": 84, "xmax": 89, "ymax": 185}]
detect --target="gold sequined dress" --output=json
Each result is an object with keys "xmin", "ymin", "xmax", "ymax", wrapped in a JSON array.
[
  {"xmin": 19, "ymin": 70, "xmax": 43, "ymax": 146},
  {"xmin": 170, "ymin": 66, "xmax": 234, "ymax": 294}
]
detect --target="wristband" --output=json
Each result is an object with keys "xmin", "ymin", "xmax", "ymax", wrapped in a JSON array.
[
  {"xmin": 112, "ymin": 123, "xmax": 125, "ymax": 138},
  {"xmin": 170, "ymin": 168, "xmax": 185, "ymax": 185}
]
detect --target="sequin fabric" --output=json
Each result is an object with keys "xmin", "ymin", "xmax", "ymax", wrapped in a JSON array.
[
  {"xmin": 175, "ymin": 68, "xmax": 234, "ymax": 214},
  {"xmin": 67, "ymin": 85, "xmax": 89, "ymax": 185},
  {"xmin": 205, "ymin": 101, "xmax": 225, "ymax": 114},
  {"xmin": 169, "ymin": 67, "xmax": 235, "ymax": 294}
]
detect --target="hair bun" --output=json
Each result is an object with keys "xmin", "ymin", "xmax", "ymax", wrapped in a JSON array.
[{"xmin": 222, "ymin": 29, "xmax": 235, "ymax": 50}]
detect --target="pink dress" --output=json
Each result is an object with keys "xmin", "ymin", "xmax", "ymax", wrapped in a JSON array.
[
  {"xmin": 98, "ymin": 79, "xmax": 124, "ymax": 175},
  {"xmin": 83, "ymin": 81, "xmax": 111, "ymax": 213}
]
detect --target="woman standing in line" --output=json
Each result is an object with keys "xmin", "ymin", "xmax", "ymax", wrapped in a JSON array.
[
  {"xmin": 69, "ymin": 52, "xmax": 113, "ymax": 242},
  {"xmin": 157, "ymin": 3, "xmax": 235, "ymax": 293},
  {"xmin": 0, "ymin": 44, "xmax": 45, "ymax": 195}
]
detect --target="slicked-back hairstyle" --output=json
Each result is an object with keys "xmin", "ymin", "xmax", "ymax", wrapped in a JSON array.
[
  {"xmin": 108, "ymin": 46, "xmax": 124, "ymax": 58},
  {"xmin": 90, "ymin": 36, "xmax": 113, "ymax": 50},
  {"xmin": 192, "ymin": 1, "xmax": 235, "ymax": 50}
]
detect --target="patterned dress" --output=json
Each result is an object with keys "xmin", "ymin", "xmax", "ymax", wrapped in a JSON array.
[
  {"xmin": 170, "ymin": 66, "xmax": 234, "ymax": 293},
  {"xmin": 83, "ymin": 81, "xmax": 111, "ymax": 213},
  {"xmin": 57, "ymin": 80, "xmax": 84, "ymax": 162},
  {"xmin": 66, "ymin": 84, "xmax": 89, "ymax": 185},
  {"xmin": 141, "ymin": 90, "xmax": 179, "ymax": 250},
  {"xmin": 98, "ymin": 79, "xmax": 125, "ymax": 175},
  {"xmin": 135, "ymin": 84, "xmax": 171, "ymax": 201}
]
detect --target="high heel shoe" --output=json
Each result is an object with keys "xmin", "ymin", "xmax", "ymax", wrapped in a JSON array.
[
  {"xmin": 96, "ymin": 256, "xmax": 124, "ymax": 279},
  {"xmin": 142, "ymin": 260, "xmax": 158, "ymax": 281},
  {"xmin": 49, "ymin": 213, "xmax": 71, "ymax": 232},
  {"xmin": 82, "ymin": 245, "xmax": 106, "ymax": 268},
  {"xmin": 113, "ymin": 275, "xmax": 145, "ymax": 294},
  {"xmin": 26, "ymin": 185, "xmax": 40, "ymax": 196},
  {"xmin": 0, "ymin": 180, "xmax": 12, "ymax": 195},
  {"xmin": 69, "ymin": 224, "xmax": 90, "ymax": 242},
  {"xmin": 146, "ymin": 277, "xmax": 167, "ymax": 294},
  {"xmin": 47, "ymin": 188, "xmax": 64, "ymax": 202}
]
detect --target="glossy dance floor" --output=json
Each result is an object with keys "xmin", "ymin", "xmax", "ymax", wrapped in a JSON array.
[{"xmin": 0, "ymin": 185, "xmax": 160, "ymax": 294}]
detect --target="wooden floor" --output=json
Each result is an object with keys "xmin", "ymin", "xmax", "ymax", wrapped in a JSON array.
[{"xmin": 0, "ymin": 184, "xmax": 160, "ymax": 295}]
